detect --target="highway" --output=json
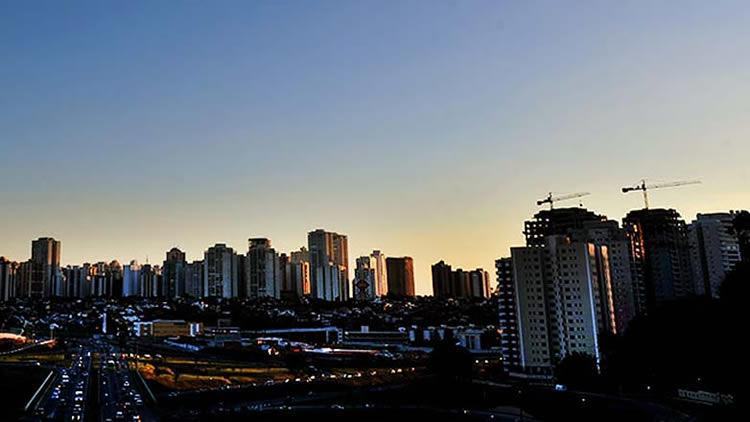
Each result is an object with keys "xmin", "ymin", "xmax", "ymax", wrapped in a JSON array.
[
  {"xmin": 26, "ymin": 339, "xmax": 156, "ymax": 422},
  {"xmin": 32, "ymin": 345, "xmax": 92, "ymax": 421},
  {"xmin": 96, "ymin": 340, "xmax": 155, "ymax": 422}
]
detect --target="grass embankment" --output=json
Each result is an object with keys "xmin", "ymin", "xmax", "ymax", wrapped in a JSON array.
[{"xmin": 135, "ymin": 357, "xmax": 426, "ymax": 391}]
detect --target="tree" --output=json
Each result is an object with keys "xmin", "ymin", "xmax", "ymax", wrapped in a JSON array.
[
  {"xmin": 555, "ymin": 352, "xmax": 598, "ymax": 389},
  {"xmin": 600, "ymin": 263, "xmax": 747, "ymax": 410},
  {"xmin": 719, "ymin": 260, "xmax": 750, "ymax": 308},
  {"xmin": 429, "ymin": 339, "xmax": 473, "ymax": 382}
]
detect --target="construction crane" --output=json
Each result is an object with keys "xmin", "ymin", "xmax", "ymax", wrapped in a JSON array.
[
  {"xmin": 537, "ymin": 192, "xmax": 590, "ymax": 210},
  {"xmin": 621, "ymin": 179, "xmax": 701, "ymax": 209}
]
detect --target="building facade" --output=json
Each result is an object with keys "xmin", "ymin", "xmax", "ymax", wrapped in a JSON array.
[
  {"xmin": 523, "ymin": 208, "xmax": 639, "ymax": 331},
  {"xmin": 495, "ymin": 257, "xmax": 520, "ymax": 371},
  {"xmin": 246, "ymin": 238, "xmax": 281, "ymax": 299},
  {"xmin": 204, "ymin": 244, "xmax": 239, "ymax": 298},
  {"xmin": 286, "ymin": 248, "xmax": 311, "ymax": 298},
  {"xmin": 512, "ymin": 236, "xmax": 616, "ymax": 375},
  {"xmin": 29, "ymin": 237, "xmax": 62, "ymax": 297},
  {"xmin": 386, "ymin": 256, "xmax": 415, "ymax": 297},
  {"xmin": 623, "ymin": 209, "xmax": 695, "ymax": 313},
  {"xmin": 0, "ymin": 257, "xmax": 18, "ymax": 301},
  {"xmin": 688, "ymin": 213, "xmax": 743, "ymax": 298},
  {"xmin": 432, "ymin": 261, "xmax": 490, "ymax": 299},
  {"xmin": 353, "ymin": 250, "xmax": 388, "ymax": 300},
  {"xmin": 163, "ymin": 248, "xmax": 187, "ymax": 298},
  {"xmin": 308, "ymin": 229, "xmax": 349, "ymax": 301}
]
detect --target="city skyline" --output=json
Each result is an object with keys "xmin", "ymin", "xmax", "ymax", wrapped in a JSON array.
[
  {"xmin": 0, "ymin": 192, "xmax": 746, "ymax": 297},
  {"xmin": 2, "ymin": 1, "xmax": 750, "ymax": 295},
  {"xmin": 1, "ymin": 2, "xmax": 746, "ymax": 420},
  {"xmin": 0, "ymin": 205, "xmax": 748, "ymax": 300}
]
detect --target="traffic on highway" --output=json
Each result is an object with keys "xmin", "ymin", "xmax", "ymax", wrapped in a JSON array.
[{"xmin": 27, "ymin": 339, "xmax": 153, "ymax": 422}]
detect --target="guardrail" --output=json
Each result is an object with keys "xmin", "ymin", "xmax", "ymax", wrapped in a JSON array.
[{"xmin": 24, "ymin": 369, "xmax": 56, "ymax": 412}]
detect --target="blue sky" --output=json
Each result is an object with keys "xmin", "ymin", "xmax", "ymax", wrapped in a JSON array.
[{"xmin": 1, "ymin": 1, "xmax": 749, "ymax": 293}]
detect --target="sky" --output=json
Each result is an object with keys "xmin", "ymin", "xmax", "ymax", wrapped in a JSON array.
[{"xmin": 1, "ymin": 1, "xmax": 749, "ymax": 294}]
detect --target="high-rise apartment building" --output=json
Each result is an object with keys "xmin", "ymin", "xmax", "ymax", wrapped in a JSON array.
[
  {"xmin": 623, "ymin": 209, "xmax": 695, "ymax": 313},
  {"xmin": 495, "ymin": 257, "xmax": 520, "ymax": 371},
  {"xmin": 431, "ymin": 260, "xmax": 453, "ymax": 298},
  {"xmin": 284, "ymin": 248, "xmax": 311, "ymax": 298},
  {"xmin": 571, "ymin": 219, "xmax": 639, "ymax": 332},
  {"xmin": 512, "ymin": 236, "xmax": 616, "ymax": 375},
  {"xmin": 107, "ymin": 260, "xmax": 123, "ymax": 298},
  {"xmin": 688, "ymin": 213, "xmax": 743, "ymax": 298},
  {"xmin": 308, "ymin": 229, "xmax": 349, "ymax": 301},
  {"xmin": 30, "ymin": 237, "xmax": 62, "ymax": 297},
  {"xmin": 62, "ymin": 264, "xmax": 89, "ymax": 298},
  {"xmin": 0, "ymin": 257, "xmax": 18, "ymax": 301},
  {"xmin": 386, "ymin": 257, "xmax": 415, "ymax": 297},
  {"xmin": 138, "ymin": 264, "xmax": 161, "ymax": 297},
  {"xmin": 371, "ymin": 250, "xmax": 388, "ymax": 297},
  {"xmin": 163, "ymin": 248, "xmax": 187, "ymax": 298},
  {"xmin": 469, "ymin": 269, "xmax": 491, "ymax": 298},
  {"xmin": 524, "ymin": 208, "xmax": 639, "ymax": 331},
  {"xmin": 185, "ymin": 260, "xmax": 204, "ymax": 298},
  {"xmin": 524, "ymin": 208, "xmax": 606, "ymax": 247},
  {"xmin": 246, "ymin": 238, "xmax": 280, "ymax": 299},
  {"xmin": 122, "ymin": 260, "xmax": 140, "ymax": 297},
  {"xmin": 204, "ymin": 244, "xmax": 239, "ymax": 298},
  {"xmin": 353, "ymin": 250, "xmax": 388, "ymax": 300},
  {"xmin": 16, "ymin": 261, "xmax": 32, "ymax": 298},
  {"xmin": 432, "ymin": 261, "xmax": 490, "ymax": 299}
]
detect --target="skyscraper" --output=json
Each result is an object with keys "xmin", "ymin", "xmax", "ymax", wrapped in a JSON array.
[
  {"xmin": 122, "ymin": 260, "xmax": 141, "ymax": 297},
  {"xmin": 495, "ymin": 257, "xmax": 520, "ymax": 371},
  {"xmin": 30, "ymin": 237, "xmax": 61, "ymax": 297},
  {"xmin": 163, "ymin": 248, "xmax": 187, "ymax": 298},
  {"xmin": 469, "ymin": 269, "xmax": 491, "ymax": 298},
  {"xmin": 524, "ymin": 208, "xmax": 639, "ymax": 331},
  {"xmin": 386, "ymin": 256, "xmax": 415, "ymax": 297},
  {"xmin": 512, "ymin": 236, "xmax": 616, "ymax": 375},
  {"xmin": 571, "ymin": 219, "xmax": 639, "ymax": 332},
  {"xmin": 286, "ymin": 248, "xmax": 311, "ymax": 297},
  {"xmin": 431, "ymin": 260, "xmax": 453, "ymax": 298},
  {"xmin": 278, "ymin": 253, "xmax": 292, "ymax": 298},
  {"xmin": 246, "ymin": 238, "xmax": 281, "ymax": 299},
  {"xmin": 432, "ymin": 261, "xmax": 490, "ymax": 299},
  {"xmin": 91, "ymin": 262, "xmax": 116, "ymax": 297},
  {"xmin": 108, "ymin": 260, "xmax": 123, "ymax": 298},
  {"xmin": 0, "ymin": 257, "xmax": 18, "ymax": 301},
  {"xmin": 371, "ymin": 250, "xmax": 388, "ymax": 296},
  {"xmin": 204, "ymin": 244, "xmax": 239, "ymax": 298},
  {"xmin": 524, "ymin": 208, "xmax": 606, "ymax": 247},
  {"xmin": 308, "ymin": 229, "xmax": 349, "ymax": 301},
  {"xmin": 16, "ymin": 261, "xmax": 32, "ymax": 298},
  {"xmin": 353, "ymin": 250, "xmax": 388, "ymax": 300},
  {"xmin": 138, "ymin": 264, "xmax": 161, "ymax": 297},
  {"xmin": 185, "ymin": 260, "xmax": 204, "ymax": 298},
  {"xmin": 623, "ymin": 208, "xmax": 695, "ymax": 313},
  {"xmin": 688, "ymin": 213, "xmax": 743, "ymax": 298},
  {"xmin": 62, "ymin": 264, "xmax": 90, "ymax": 298}
]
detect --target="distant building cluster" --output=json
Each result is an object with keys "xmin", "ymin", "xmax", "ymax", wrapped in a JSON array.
[
  {"xmin": 431, "ymin": 261, "xmax": 491, "ymax": 299},
  {"xmin": 3, "ymin": 208, "xmax": 748, "ymax": 379},
  {"xmin": 0, "ymin": 229, "xmax": 424, "ymax": 303},
  {"xmin": 494, "ymin": 207, "xmax": 750, "ymax": 377}
]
